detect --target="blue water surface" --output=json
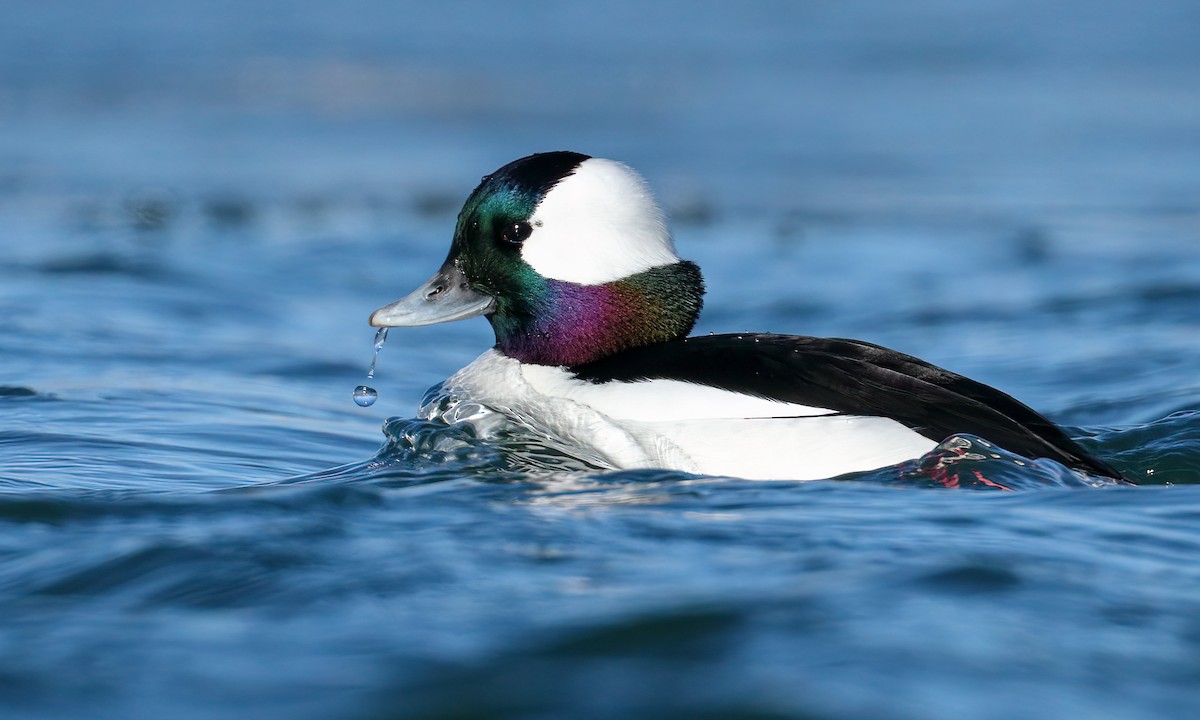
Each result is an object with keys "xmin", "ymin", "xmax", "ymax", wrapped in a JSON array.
[{"xmin": 2, "ymin": 2, "xmax": 1200, "ymax": 719}]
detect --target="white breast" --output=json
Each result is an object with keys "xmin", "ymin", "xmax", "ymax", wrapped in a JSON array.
[{"xmin": 430, "ymin": 350, "xmax": 936, "ymax": 481}]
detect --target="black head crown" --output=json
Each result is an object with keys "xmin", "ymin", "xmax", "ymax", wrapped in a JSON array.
[{"xmin": 482, "ymin": 151, "xmax": 592, "ymax": 199}]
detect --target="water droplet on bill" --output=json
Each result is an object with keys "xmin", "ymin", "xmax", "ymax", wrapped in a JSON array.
[{"xmin": 367, "ymin": 327, "xmax": 388, "ymax": 380}]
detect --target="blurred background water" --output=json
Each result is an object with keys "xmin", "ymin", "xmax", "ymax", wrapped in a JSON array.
[{"xmin": 2, "ymin": 1, "xmax": 1200, "ymax": 718}]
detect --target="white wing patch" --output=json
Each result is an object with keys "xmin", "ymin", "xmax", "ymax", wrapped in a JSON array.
[
  {"xmin": 519, "ymin": 362, "xmax": 836, "ymax": 421},
  {"xmin": 520, "ymin": 158, "xmax": 681, "ymax": 285}
]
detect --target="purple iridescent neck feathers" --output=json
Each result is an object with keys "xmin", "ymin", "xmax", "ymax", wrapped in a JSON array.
[{"xmin": 489, "ymin": 261, "xmax": 704, "ymax": 366}]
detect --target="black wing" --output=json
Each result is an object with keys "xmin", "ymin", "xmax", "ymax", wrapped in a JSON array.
[{"xmin": 569, "ymin": 334, "xmax": 1126, "ymax": 481}]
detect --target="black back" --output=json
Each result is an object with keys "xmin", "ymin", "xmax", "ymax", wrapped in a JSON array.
[{"xmin": 570, "ymin": 334, "xmax": 1126, "ymax": 481}]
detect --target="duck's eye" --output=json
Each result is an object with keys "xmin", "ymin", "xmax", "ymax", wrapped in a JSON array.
[{"xmin": 501, "ymin": 221, "xmax": 533, "ymax": 245}]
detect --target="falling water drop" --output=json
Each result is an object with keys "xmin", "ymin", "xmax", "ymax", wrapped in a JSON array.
[
  {"xmin": 352, "ymin": 385, "xmax": 378, "ymax": 407},
  {"xmin": 353, "ymin": 327, "xmax": 389, "ymax": 407}
]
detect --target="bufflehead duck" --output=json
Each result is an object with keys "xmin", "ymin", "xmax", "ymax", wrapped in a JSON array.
[{"xmin": 370, "ymin": 151, "xmax": 1125, "ymax": 482}]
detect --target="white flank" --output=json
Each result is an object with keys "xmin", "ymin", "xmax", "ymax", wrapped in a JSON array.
[
  {"xmin": 629, "ymin": 416, "xmax": 937, "ymax": 481},
  {"xmin": 435, "ymin": 350, "xmax": 938, "ymax": 481},
  {"xmin": 520, "ymin": 158, "xmax": 681, "ymax": 284}
]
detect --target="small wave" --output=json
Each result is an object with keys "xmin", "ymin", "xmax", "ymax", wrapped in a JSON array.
[
  {"xmin": 272, "ymin": 411, "xmax": 605, "ymax": 491},
  {"xmin": 877, "ymin": 434, "xmax": 1119, "ymax": 490},
  {"xmin": 855, "ymin": 411, "xmax": 1200, "ymax": 490},
  {"xmin": 1085, "ymin": 410, "xmax": 1200, "ymax": 485},
  {"xmin": 276, "ymin": 405, "xmax": 1200, "ymax": 493}
]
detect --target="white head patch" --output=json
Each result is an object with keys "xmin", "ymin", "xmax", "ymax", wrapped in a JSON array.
[{"xmin": 520, "ymin": 158, "xmax": 680, "ymax": 285}]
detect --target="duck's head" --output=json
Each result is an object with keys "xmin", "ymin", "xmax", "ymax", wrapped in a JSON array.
[{"xmin": 370, "ymin": 152, "xmax": 704, "ymax": 366}]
